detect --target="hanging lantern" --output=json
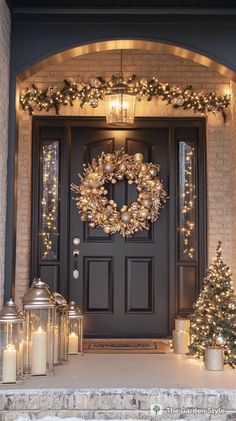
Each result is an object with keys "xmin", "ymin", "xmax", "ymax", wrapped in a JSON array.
[
  {"xmin": 105, "ymin": 51, "xmax": 136, "ymax": 125},
  {"xmin": 68, "ymin": 301, "xmax": 84, "ymax": 355},
  {"xmin": 105, "ymin": 83, "xmax": 136, "ymax": 125},
  {"xmin": 53, "ymin": 292, "xmax": 69, "ymax": 364},
  {"xmin": 22, "ymin": 278, "xmax": 55, "ymax": 376},
  {"xmin": 0, "ymin": 299, "xmax": 24, "ymax": 384}
]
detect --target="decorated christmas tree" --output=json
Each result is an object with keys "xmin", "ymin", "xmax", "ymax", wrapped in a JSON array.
[{"xmin": 189, "ymin": 241, "xmax": 236, "ymax": 367}]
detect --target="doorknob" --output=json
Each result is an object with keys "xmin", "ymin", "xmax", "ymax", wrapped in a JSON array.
[
  {"xmin": 72, "ymin": 236, "xmax": 80, "ymax": 246},
  {"xmin": 73, "ymin": 249, "xmax": 80, "ymax": 279}
]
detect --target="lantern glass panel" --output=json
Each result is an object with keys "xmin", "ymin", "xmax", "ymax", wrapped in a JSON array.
[
  {"xmin": 105, "ymin": 93, "xmax": 136, "ymax": 125},
  {"xmin": 68, "ymin": 319, "xmax": 79, "ymax": 354},
  {"xmin": 54, "ymin": 306, "xmax": 69, "ymax": 364},
  {"xmin": 0, "ymin": 321, "xmax": 24, "ymax": 384},
  {"xmin": 24, "ymin": 307, "xmax": 54, "ymax": 376}
]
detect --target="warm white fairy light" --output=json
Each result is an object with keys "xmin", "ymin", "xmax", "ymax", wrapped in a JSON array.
[
  {"xmin": 20, "ymin": 77, "xmax": 230, "ymax": 122},
  {"xmin": 180, "ymin": 145, "xmax": 196, "ymax": 259},
  {"xmin": 41, "ymin": 143, "xmax": 59, "ymax": 259}
]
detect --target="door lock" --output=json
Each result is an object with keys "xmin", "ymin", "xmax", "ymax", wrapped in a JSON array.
[{"xmin": 73, "ymin": 249, "xmax": 80, "ymax": 279}]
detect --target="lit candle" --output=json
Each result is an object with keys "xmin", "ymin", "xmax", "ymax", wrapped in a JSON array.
[
  {"xmin": 54, "ymin": 326, "xmax": 59, "ymax": 363},
  {"xmin": 68, "ymin": 332, "xmax": 78, "ymax": 354},
  {"xmin": 173, "ymin": 330, "xmax": 190, "ymax": 354},
  {"xmin": 2, "ymin": 344, "xmax": 17, "ymax": 383},
  {"xmin": 175, "ymin": 318, "xmax": 190, "ymax": 331},
  {"xmin": 31, "ymin": 327, "xmax": 47, "ymax": 375}
]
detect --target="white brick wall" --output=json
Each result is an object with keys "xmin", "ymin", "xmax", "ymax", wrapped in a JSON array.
[
  {"xmin": 16, "ymin": 50, "xmax": 235, "ymax": 304},
  {"xmin": 0, "ymin": 0, "xmax": 10, "ymax": 307}
]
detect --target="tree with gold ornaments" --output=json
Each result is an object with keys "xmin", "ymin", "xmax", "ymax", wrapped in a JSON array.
[{"xmin": 188, "ymin": 242, "xmax": 236, "ymax": 367}]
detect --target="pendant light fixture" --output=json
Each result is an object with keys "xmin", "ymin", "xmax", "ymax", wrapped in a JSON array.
[{"xmin": 105, "ymin": 50, "xmax": 136, "ymax": 125}]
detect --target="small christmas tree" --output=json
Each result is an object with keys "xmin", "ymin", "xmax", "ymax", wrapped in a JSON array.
[{"xmin": 189, "ymin": 241, "xmax": 236, "ymax": 367}]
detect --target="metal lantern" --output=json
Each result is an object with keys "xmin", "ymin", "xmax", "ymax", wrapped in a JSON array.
[
  {"xmin": 53, "ymin": 292, "xmax": 69, "ymax": 364},
  {"xmin": 68, "ymin": 301, "xmax": 83, "ymax": 355},
  {"xmin": 105, "ymin": 76, "xmax": 136, "ymax": 126},
  {"xmin": 0, "ymin": 299, "xmax": 24, "ymax": 384},
  {"xmin": 22, "ymin": 278, "xmax": 55, "ymax": 376}
]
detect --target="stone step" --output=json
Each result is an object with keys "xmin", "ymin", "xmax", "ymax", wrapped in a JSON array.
[{"xmin": 0, "ymin": 388, "xmax": 235, "ymax": 421}]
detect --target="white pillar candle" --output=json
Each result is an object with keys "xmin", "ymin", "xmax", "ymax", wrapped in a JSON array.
[
  {"xmin": 31, "ymin": 327, "xmax": 47, "ymax": 375},
  {"xmin": 2, "ymin": 344, "xmax": 17, "ymax": 383},
  {"xmin": 175, "ymin": 318, "xmax": 190, "ymax": 331},
  {"xmin": 68, "ymin": 332, "xmax": 78, "ymax": 354},
  {"xmin": 54, "ymin": 327, "xmax": 59, "ymax": 363},
  {"xmin": 173, "ymin": 330, "xmax": 190, "ymax": 354}
]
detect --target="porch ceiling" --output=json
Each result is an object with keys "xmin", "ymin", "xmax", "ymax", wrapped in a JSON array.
[{"xmin": 6, "ymin": 0, "xmax": 236, "ymax": 11}]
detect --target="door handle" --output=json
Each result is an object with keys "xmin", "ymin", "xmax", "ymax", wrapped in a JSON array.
[{"xmin": 73, "ymin": 249, "xmax": 80, "ymax": 279}]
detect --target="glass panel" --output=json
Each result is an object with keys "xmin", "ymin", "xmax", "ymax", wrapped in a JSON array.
[
  {"xmin": 39, "ymin": 141, "xmax": 59, "ymax": 260},
  {"xmin": 178, "ymin": 141, "xmax": 196, "ymax": 260}
]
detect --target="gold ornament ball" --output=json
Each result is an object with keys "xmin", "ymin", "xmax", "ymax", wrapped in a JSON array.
[
  {"xmin": 126, "ymin": 171, "xmax": 134, "ymax": 179},
  {"xmin": 141, "ymin": 163, "xmax": 148, "ymax": 172},
  {"xmin": 131, "ymin": 202, "xmax": 139, "ymax": 210},
  {"xmin": 142, "ymin": 199, "xmax": 151, "ymax": 208},
  {"xmin": 121, "ymin": 212, "xmax": 131, "ymax": 224},
  {"xmin": 103, "ymin": 162, "xmax": 114, "ymax": 174},
  {"xmin": 117, "ymin": 174, "xmax": 124, "ymax": 181},
  {"xmin": 101, "ymin": 197, "xmax": 108, "ymax": 206},
  {"xmin": 104, "ymin": 226, "xmax": 111, "ymax": 234},
  {"xmin": 138, "ymin": 209, "xmax": 149, "ymax": 219},
  {"xmin": 82, "ymin": 179, "xmax": 90, "ymax": 188},
  {"xmin": 149, "ymin": 166, "xmax": 158, "ymax": 177},
  {"xmin": 120, "ymin": 163, "xmax": 127, "ymax": 172},
  {"xmin": 111, "ymin": 179, "xmax": 117, "ymax": 184},
  {"xmin": 105, "ymin": 153, "xmax": 113, "ymax": 161},
  {"xmin": 89, "ymin": 222, "xmax": 95, "ymax": 228},
  {"xmin": 134, "ymin": 153, "xmax": 144, "ymax": 162},
  {"xmin": 215, "ymin": 335, "xmax": 226, "ymax": 347},
  {"xmin": 86, "ymin": 213, "xmax": 93, "ymax": 221}
]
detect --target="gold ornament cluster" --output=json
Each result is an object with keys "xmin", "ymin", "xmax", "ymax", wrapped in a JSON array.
[{"xmin": 71, "ymin": 149, "xmax": 166, "ymax": 237}]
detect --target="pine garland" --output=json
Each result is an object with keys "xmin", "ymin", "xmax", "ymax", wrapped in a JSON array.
[{"xmin": 20, "ymin": 76, "xmax": 230, "ymax": 122}]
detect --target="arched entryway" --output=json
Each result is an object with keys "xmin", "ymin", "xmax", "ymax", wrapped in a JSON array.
[{"xmin": 5, "ymin": 40, "xmax": 236, "ymax": 336}]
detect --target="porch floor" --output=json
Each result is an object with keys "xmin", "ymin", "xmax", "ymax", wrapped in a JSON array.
[{"xmin": 1, "ymin": 352, "xmax": 236, "ymax": 390}]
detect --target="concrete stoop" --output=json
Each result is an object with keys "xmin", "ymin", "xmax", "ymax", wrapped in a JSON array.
[{"xmin": 0, "ymin": 388, "xmax": 235, "ymax": 421}]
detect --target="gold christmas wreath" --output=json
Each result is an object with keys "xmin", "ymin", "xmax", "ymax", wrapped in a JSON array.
[{"xmin": 71, "ymin": 149, "xmax": 166, "ymax": 237}]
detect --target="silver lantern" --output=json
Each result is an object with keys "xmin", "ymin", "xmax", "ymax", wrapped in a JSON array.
[
  {"xmin": 53, "ymin": 292, "xmax": 69, "ymax": 364},
  {"xmin": 22, "ymin": 278, "xmax": 55, "ymax": 376},
  {"xmin": 0, "ymin": 299, "xmax": 24, "ymax": 384},
  {"xmin": 68, "ymin": 301, "xmax": 83, "ymax": 355}
]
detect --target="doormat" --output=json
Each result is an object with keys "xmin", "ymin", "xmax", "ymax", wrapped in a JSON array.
[{"xmin": 83, "ymin": 338, "xmax": 171, "ymax": 354}]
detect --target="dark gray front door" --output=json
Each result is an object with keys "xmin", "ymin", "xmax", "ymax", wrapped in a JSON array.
[{"xmin": 69, "ymin": 127, "xmax": 169, "ymax": 337}]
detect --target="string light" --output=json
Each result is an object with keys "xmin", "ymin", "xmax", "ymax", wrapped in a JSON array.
[
  {"xmin": 20, "ymin": 77, "xmax": 230, "ymax": 122},
  {"xmin": 180, "ymin": 144, "xmax": 196, "ymax": 259},
  {"xmin": 40, "ymin": 143, "xmax": 59, "ymax": 259}
]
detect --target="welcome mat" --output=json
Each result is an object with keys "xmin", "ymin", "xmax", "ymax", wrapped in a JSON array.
[{"xmin": 83, "ymin": 338, "xmax": 170, "ymax": 354}]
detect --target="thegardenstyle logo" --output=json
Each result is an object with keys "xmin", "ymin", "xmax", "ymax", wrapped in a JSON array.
[
  {"xmin": 150, "ymin": 405, "xmax": 226, "ymax": 416},
  {"xmin": 166, "ymin": 407, "xmax": 225, "ymax": 415}
]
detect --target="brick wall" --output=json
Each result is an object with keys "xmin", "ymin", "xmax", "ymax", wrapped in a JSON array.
[
  {"xmin": 230, "ymin": 81, "xmax": 236, "ymax": 280},
  {"xmin": 16, "ymin": 50, "xmax": 234, "ymax": 304},
  {"xmin": 0, "ymin": 0, "xmax": 10, "ymax": 307}
]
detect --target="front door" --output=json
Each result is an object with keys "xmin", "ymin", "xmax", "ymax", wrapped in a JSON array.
[
  {"xmin": 31, "ymin": 117, "xmax": 207, "ymax": 337},
  {"xmin": 70, "ymin": 127, "xmax": 169, "ymax": 337}
]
